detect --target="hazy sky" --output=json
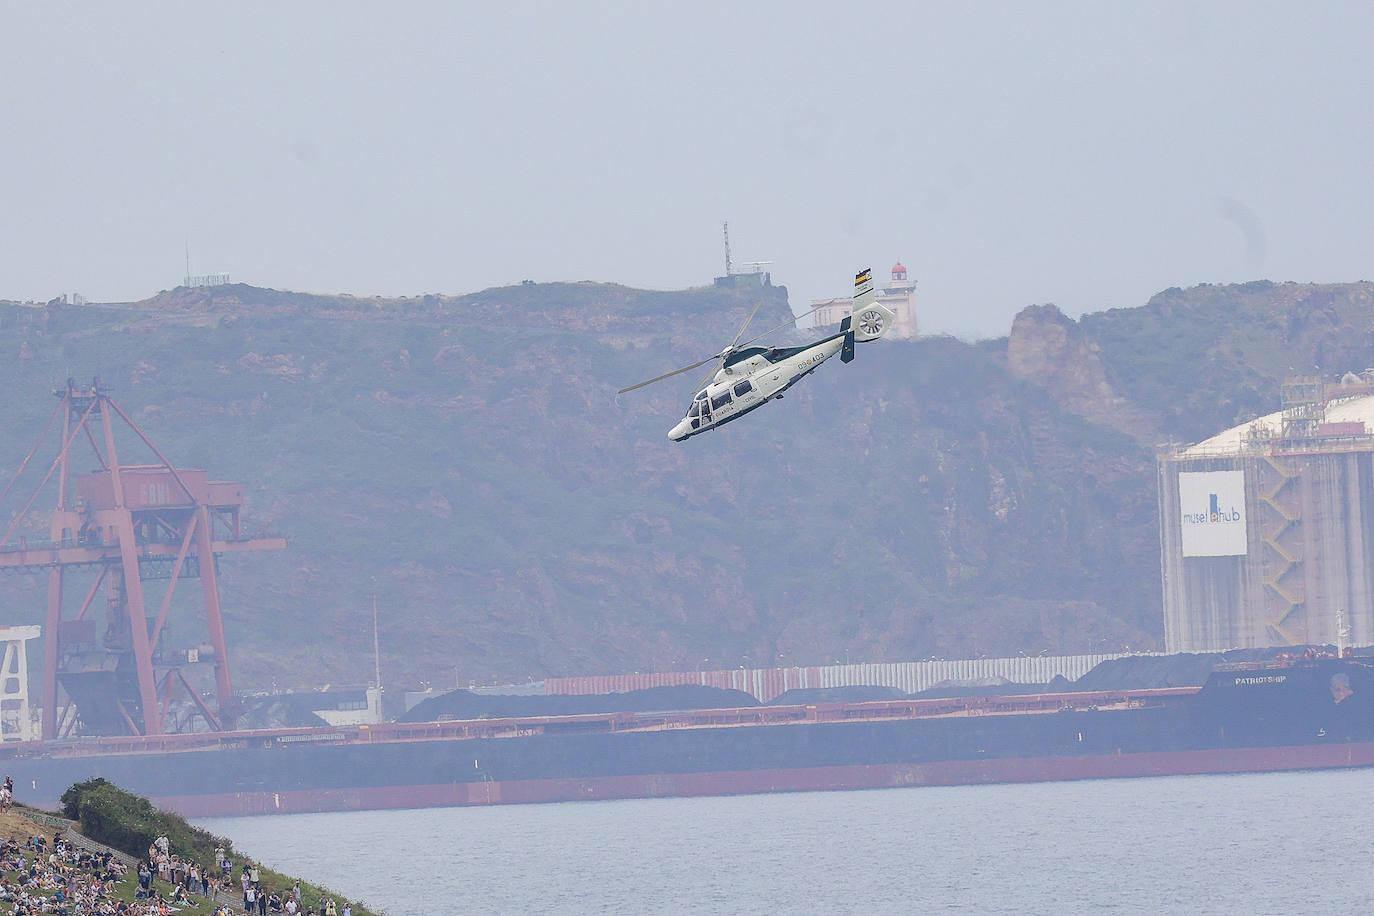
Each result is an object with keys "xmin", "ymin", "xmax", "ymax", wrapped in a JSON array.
[{"xmin": 3, "ymin": 2, "xmax": 1372, "ymax": 338}]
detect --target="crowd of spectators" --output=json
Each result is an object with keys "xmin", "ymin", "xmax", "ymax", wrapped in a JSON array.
[
  {"xmin": 208, "ymin": 845, "xmax": 349, "ymax": 916},
  {"xmin": 0, "ymin": 826, "xmax": 351, "ymax": 916},
  {"xmin": 0, "ymin": 830, "xmax": 129, "ymax": 914},
  {"xmin": 0, "ymin": 771, "xmax": 355, "ymax": 916}
]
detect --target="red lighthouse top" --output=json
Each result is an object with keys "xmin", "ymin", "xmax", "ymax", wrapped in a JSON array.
[{"xmin": 892, "ymin": 261, "xmax": 907, "ymax": 280}]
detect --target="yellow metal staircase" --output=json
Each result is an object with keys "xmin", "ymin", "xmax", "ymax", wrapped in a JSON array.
[{"xmin": 1260, "ymin": 454, "xmax": 1303, "ymax": 644}]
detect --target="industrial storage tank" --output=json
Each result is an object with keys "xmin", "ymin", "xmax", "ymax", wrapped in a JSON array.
[{"xmin": 1159, "ymin": 375, "xmax": 1374, "ymax": 652}]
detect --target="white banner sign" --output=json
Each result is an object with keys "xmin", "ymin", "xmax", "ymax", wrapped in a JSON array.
[{"xmin": 1179, "ymin": 470, "xmax": 1248, "ymax": 557}]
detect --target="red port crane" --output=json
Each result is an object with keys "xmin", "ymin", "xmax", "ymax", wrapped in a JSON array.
[{"xmin": 0, "ymin": 378, "xmax": 284, "ymax": 738}]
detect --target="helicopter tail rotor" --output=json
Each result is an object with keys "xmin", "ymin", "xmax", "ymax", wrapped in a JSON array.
[
  {"xmin": 849, "ymin": 267, "xmax": 895, "ymax": 343},
  {"xmin": 851, "ymin": 302, "xmax": 894, "ymax": 343}
]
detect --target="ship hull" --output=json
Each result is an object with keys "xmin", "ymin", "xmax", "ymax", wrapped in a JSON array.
[
  {"xmin": 154, "ymin": 740, "xmax": 1374, "ymax": 817},
  {"xmin": 5, "ymin": 659, "xmax": 1373, "ymax": 818}
]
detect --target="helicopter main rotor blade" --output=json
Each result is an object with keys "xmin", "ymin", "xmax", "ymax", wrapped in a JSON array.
[
  {"xmin": 729, "ymin": 298, "xmax": 766, "ymax": 351},
  {"xmin": 690, "ymin": 362, "xmax": 721, "ymax": 396},
  {"xmin": 617, "ymin": 355, "xmax": 719, "ymax": 394},
  {"xmin": 620, "ymin": 298, "xmax": 829, "ymax": 397},
  {"xmin": 733, "ymin": 302, "xmax": 828, "ymax": 350}
]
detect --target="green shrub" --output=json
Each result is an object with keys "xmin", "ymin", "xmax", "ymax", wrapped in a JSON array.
[
  {"xmin": 62, "ymin": 780, "xmax": 378, "ymax": 915},
  {"xmin": 60, "ymin": 776, "xmax": 112, "ymax": 821},
  {"xmin": 71, "ymin": 779, "xmax": 228, "ymax": 867}
]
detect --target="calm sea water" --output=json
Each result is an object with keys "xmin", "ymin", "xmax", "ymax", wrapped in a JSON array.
[{"xmin": 199, "ymin": 768, "xmax": 1374, "ymax": 915}]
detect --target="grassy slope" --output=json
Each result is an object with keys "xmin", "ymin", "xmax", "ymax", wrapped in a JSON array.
[{"xmin": 0, "ymin": 798, "xmax": 377, "ymax": 915}]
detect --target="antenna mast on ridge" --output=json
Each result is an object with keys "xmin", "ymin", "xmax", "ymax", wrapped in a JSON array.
[{"xmin": 723, "ymin": 221, "xmax": 733, "ymax": 277}]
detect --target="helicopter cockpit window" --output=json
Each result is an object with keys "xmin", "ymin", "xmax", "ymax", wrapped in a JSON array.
[
  {"xmin": 733, "ymin": 380, "xmax": 753, "ymax": 397},
  {"xmin": 711, "ymin": 390, "xmax": 732, "ymax": 410},
  {"xmin": 687, "ymin": 402, "xmax": 702, "ymax": 418}
]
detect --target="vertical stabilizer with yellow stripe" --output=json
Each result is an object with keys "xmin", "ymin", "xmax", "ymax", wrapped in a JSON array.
[{"xmin": 850, "ymin": 266, "xmax": 894, "ymax": 343}]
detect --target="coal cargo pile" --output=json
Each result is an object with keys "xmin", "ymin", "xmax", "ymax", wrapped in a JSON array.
[
  {"xmin": 399, "ymin": 684, "xmax": 759, "ymax": 722},
  {"xmin": 910, "ymin": 675, "xmax": 1072, "ymax": 699},
  {"xmin": 1074, "ymin": 654, "xmax": 1221, "ymax": 690},
  {"xmin": 769, "ymin": 686, "xmax": 908, "ymax": 705},
  {"xmin": 1073, "ymin": 650, "xmax": 1284, "ymax": 690},
  {"xmin": 235, "ymin": 696, "xmax": 330, "ymax": 729}
]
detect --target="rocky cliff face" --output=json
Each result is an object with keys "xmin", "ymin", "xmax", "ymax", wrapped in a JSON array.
[
  {"xmin": 1005, "ymin": 282, "xmax": 1374, "ymax": 445},
  {"xmin": 2, "ymin": 278, "xmax": 1373, "ymax": 693},
  {"xmin": 1005, "ymin": 303, "xmax": 1160, "ymax": 443}
]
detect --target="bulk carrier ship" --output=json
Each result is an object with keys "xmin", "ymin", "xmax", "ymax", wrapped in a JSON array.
[
  {"xmin": 2, "ymin": 653, "xmax": 1372, "ymax": 818},
  {"xmin": 6, "ymin": 381, "xmax": 1374, "ymax": 817}
]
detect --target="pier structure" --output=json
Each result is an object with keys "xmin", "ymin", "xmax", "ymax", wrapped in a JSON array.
[{"xmin": 0, "ymin": 379, "xmax": 283, "ymax": 738}]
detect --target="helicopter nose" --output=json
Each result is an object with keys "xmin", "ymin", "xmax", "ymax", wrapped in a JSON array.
[{"xmin": 668, "ymin": 420, "xmax": 690, "ymax": 441}]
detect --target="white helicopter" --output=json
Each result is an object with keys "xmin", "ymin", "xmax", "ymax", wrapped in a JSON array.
[{"xmin": 619, "ymin": 267, "xmax": 896, "ymax": 440}]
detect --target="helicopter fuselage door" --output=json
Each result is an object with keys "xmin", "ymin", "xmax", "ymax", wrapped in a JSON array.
[
  {"xmin": 709, "ymin": 387, "xmax": 733, "ymax": 422},
  {"xmin": 731, "ymin": 378, "xmax": 759, "ymax": 410}
]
